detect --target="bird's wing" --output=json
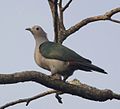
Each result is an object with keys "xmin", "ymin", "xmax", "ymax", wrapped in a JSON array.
[{"xmin": 40, "ymin": 42, "xmax": 91, "ymax": 63}]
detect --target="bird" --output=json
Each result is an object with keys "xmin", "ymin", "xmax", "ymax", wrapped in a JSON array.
[{"xmin": 26, "ymin": 25, "xmax": 107, "ymax": 81}]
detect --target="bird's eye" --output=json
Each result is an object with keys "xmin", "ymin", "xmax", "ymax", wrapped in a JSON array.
[{"xmin": 36, "ymin": 27, "xmax": 39, "ymax": 30}]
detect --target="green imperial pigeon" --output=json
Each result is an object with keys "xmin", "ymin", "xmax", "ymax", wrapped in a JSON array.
[{"xmin": 26, "ymin": 25, "xmax": 107, "ymax": 81}]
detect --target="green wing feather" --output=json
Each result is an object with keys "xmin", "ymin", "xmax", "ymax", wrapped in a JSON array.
[{"xmin": 40, "ymin": 42, "xmax": 91, "ymax": 63}]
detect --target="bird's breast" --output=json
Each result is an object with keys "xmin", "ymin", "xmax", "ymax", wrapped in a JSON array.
[
  {"xmin": 34, "ymin": 48, "xmax": 50, "ymax": 70},
  {"xmin": 34, "ymin": 48, "xmax": 69, "ymax": 73}
]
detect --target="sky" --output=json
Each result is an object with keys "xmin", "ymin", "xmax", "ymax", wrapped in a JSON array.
[{"xmin": 0, "ymin": 0, "xmax": 120, "ymax": 109}]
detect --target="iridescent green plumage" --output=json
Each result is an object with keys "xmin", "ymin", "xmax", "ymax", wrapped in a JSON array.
[
  {"xmin": 40, "ymin": 41, "xmax": 91, "ymax": 63},
  {"xmin": 40, "ymin": 41, "xmax": 107, "ymax": 74}
]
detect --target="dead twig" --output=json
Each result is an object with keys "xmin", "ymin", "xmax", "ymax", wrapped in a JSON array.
[
  {"xmin": 0, "ymin": 90, "xmax": 57, "ymax": 109},
  {"xmin": 62, "ymin": 0, "xmax": 73, "ymax": 12}
]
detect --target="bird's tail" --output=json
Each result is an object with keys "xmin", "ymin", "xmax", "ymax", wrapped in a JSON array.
[{"xmin": 76, "ymin": 62, "xmax": 107, "ymax": 74}]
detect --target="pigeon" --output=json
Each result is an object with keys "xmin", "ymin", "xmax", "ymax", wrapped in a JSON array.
[{"xmin": 26, "ymin": 25, "xmax": 107, "ymax": 81}]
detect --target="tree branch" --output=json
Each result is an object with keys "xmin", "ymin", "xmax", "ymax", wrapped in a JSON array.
[
  {"xmin": 0, "ymin": 90, "xmax": 58, "ymax": 109},
  {"xmin": 48, "ymin": 0, "xmax": 67, "ymax": 44},
  {"xmin": 0, "ymin": 79, "xmax": 83, "ymax": 108},
  {"xmin": 1, "ymin": 79, "xmax": 81, "ymax": 108},
  {"xmin": 0, "ymin": 71, "xmax": 120, "ymax": 104},
  {"xmin": 62, "ymin": 0, "xmax": 72, "ymax": 12},
  {"xmin": 48, "ymin": 0, "xmax": 59, "ymax": 43},
  {"xmin": 60, "ymin": 7, "xmax": 120, "ymax": 42},
  {"xmin": 110, "ymin": 18, "xmax": 120, "ymax": 24},
  {"xmin": 58, "ymin": 0, "xmax": 65, "ymax": 30},
  {"xmin": 48, "ymin": 2, "xmax": 120, "ymax": 44},
  {"xmin": 53, "ymin": 0, "xmax": 59, "ymax": 42}
]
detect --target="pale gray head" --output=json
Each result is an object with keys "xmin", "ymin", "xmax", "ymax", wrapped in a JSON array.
[
  {"xmin": 26, "ymin": 25, "xmax": 47, "ymax": 39},
  {"xmin": 26, "ymin": 25, "xmax": 48, "ymax": 44}
]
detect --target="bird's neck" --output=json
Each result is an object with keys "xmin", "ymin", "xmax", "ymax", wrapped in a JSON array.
[{"xmin": 35, "ymin": 35, "xmax": 49, "ymax": 48}]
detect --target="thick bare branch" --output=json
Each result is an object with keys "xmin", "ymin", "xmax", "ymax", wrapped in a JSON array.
[
  {"xmin": 54, "ymin": 0, "xmax": 59, "ymax": 42},
  {"xmin": 48, "ymin": 0, "xmax": 54, "ymax": 16},
  {"xmin": 0, "ymin": 71, "xmax": 120, "ymax": 103},
  {"xmin": 105, "ymin": 7, "xmax": 120, "ymax": 18},
  {"xmin": 59, "ymin": 7, "xmax": 120, "ymax": 42},
  {"xmin": 58, "ymin": 0, "xmax": 65, "ymax": 30},
  {"xmin": 59, "ymin": 0, "xmax": 63, "ymax": 21},
  {"xmin": 48, "ymin": 0, "xmax": 59, "ymax": 43},
  {"xmin": 48, "ymin": 0, "xmax": 67, "ymax": 44}
]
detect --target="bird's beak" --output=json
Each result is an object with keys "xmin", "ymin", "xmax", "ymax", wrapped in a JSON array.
[{"xmin": 25, "ymin": 28, "xmax": 31, "ymax": 32}]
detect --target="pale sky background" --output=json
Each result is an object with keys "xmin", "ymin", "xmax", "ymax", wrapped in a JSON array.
[{"xmin": 0, "ymin": 0, "xmax": 120, "ymax": 109}]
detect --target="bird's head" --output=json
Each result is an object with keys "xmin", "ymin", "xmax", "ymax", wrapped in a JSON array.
[{"xmin": 25, "ymin": 25, "xmax": 47, "ymax": 40}]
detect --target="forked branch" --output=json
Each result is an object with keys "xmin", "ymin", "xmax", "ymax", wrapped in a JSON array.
[
  {"xmin": 48, "ymin": 1, "xmax": 120, "ymax": 43},
  {"xmin": 0, "ymin": 90, "xmax": 57, "ymax": 109},
  {"xmin": 63, "ymin": 7, "xmax": 120, "ymax": 42},
  {"xmin": 1, "ymin": 79, "xmax": 81, "ymax": 108}
]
